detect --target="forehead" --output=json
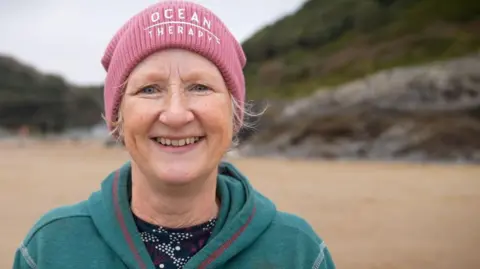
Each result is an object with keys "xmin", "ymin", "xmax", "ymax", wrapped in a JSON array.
[{"xmin": 128, "ymin": 49, "xmax": 224, "ymax": 83}]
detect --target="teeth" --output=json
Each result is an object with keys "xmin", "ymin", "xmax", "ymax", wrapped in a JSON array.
[{"xmin": 155, "ymin": 137, "xmax": 202, "ymax": 147}]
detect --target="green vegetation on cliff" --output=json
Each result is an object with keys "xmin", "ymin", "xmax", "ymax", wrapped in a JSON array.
[
  {"xmin": 242, "ymin": 0, "xmax": 480, "ymax": 99},
  {"xmin": 0, "ymin": 55, "xmax": 103, "ymax": 133}
]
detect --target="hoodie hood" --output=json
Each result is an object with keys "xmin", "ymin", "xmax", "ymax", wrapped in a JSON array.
[{"xmin": 87, "ymin": 161, "xmax": 277, "ymax": 269}]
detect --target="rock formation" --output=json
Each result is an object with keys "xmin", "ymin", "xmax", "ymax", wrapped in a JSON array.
[{"xmin": 240, "ymin": 53, "xmax": 480, "ymax": 163}]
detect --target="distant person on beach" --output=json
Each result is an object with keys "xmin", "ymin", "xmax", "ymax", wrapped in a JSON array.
[
  {"xmin": 17, "ymin": 125, "xmax": 29, "ymax": 147},
  {"xmin": 13, "ymin": 1, "xmax": 335, "ymax": 268}
]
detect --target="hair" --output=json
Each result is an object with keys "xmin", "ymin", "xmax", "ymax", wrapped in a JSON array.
[
  {"xmin": 104, "ymin": 91, "xmax": 267, "ymax": 150},
  {"xmin": 230, "ymin": 95, "xmax": 267, "ymax": 148}
]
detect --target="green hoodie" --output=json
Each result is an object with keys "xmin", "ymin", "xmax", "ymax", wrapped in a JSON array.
[{"xmin": 13, "ymin": 161, "xmax": 335, "ymax": 269}]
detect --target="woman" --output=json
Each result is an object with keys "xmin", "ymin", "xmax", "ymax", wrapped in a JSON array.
[{"xmin": 13, "ymin": 1, "xmax": 335, "ymax": 268}]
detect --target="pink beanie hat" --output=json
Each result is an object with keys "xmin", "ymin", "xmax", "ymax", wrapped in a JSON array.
[{"xmin": 101, "ymin": 0, "xmax": 247, "ymax": 133}]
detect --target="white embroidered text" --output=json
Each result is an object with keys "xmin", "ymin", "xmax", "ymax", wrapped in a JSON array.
[{"xmin": 145, "ymin": 8, "xmax": 220, "ymax": 44}]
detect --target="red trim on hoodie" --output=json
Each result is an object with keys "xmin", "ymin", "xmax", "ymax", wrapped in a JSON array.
[
  {"xmin": 112, "ymin": 170, "xmax": 147, "ymax": 269},
  {"xmin": 112, "ymin": 166, "xmax": 256, "ymax": 269},
  {"xmin": 198, "ymin": 206, "xmax": 257, "ymax": 269}
]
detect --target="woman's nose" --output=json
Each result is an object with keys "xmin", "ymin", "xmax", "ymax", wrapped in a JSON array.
[{"xmin": 158, "ymin": 90, "xmax": 194, "ymax": 128}]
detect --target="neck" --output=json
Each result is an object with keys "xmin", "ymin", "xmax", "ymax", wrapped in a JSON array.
[{"xmin": 130, "ymin": 163, "xmax": 220, "ymax": 229}]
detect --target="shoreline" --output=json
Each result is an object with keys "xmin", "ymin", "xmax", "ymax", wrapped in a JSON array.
[{"xmin": 1, "ymin": 137, "xmax": 479, "ymax": 168}]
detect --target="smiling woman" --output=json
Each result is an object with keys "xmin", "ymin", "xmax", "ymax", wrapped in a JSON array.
[
  {"xmin": 13, "ymin": 1, "xmax": 335, "ymax": 269},
  {"xmin": 119, "ymin": 49, "xmax": 234, "ymax": 188}
]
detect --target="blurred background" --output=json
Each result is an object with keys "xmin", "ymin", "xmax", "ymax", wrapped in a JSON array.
[{"xmin": 1, "ymin": 0, "xmax": 479, "ymax": 268}]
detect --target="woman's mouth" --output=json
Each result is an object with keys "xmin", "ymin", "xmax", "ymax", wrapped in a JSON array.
[{"xmin": 151, "ymin": 136, "xmax": 205, "ymax": 147}]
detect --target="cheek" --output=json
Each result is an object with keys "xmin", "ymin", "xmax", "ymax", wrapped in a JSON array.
[
  {"xmin": 121, "ymin": 99, "xmax": 160, "ymax": 135},
  {"xmin": 195, "ymin": 97, "xmax": 233, "ymax": 138}
]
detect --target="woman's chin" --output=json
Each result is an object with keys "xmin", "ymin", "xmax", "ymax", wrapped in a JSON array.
[
  {"xmin": 152, "ymin": 165, "xmax": 202, "ymax": 186},
  {"xmin": 157, "ymin": 175, "xmax": 196, "ymax": 185}
]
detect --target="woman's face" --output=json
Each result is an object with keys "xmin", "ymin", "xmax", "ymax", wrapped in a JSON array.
[{"xmin": 121, "ymin": 49, "xmax": 233, "ymax": 185}]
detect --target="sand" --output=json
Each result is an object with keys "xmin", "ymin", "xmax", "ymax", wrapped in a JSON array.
[{"xmin": 1, "ymin": 140, "xmax": 479, "ymax": 269}]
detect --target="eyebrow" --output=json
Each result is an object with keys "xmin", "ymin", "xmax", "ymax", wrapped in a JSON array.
[
  {"xmin": 129, "ymin": 70, "xmax": 169, "ymax": 86},
  {"xmin": 127, "ymin": 68, "xmax": 224, "ymax": 90},
  {"xmin": 180, "ymin": 69, "xmax": 221, "ymax": 84}
]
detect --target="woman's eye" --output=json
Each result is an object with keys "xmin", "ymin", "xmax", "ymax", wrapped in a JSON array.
[
  {"xmin": 139, "ymin": 86, "xmax": 157, "ymax": 94},
  {"xmin": 190, "ymin": 84, "xmax": 211, "ymax": 92}
]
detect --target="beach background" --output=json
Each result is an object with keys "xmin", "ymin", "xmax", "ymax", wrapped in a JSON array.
[
  {"xmin": 2, "ymin": 139, "xmax": 480, "ymax": 269},
  {"xmin": 1, "ymin": 0, "xmax": 480, "ymax": 268}
]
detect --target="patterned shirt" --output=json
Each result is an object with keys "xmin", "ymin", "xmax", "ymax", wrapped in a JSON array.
[{"xmin": 133, "ymin": 214, "xmax": 217, "ymax": 269}]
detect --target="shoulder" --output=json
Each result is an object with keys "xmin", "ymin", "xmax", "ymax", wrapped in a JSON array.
[
  {"xmin": 267, "ymin": 211, "xmax": 336, "ymax": 269},
  {"xmin": 14, "ymin": 200, "xmax": 114, "ymax": 268},
  {"xmin": 272, "ymin": 211, "xmax": 322, "ymax": 244},
  {"xmin": 22, "ymin": 200, "xmax": 92, "ymax": 245}
]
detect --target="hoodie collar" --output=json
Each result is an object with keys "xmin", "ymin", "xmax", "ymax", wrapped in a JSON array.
[
  {"xmin": 87, "ymin": 161, "xmax": 276, "ymax": 269},
  {"xmin": 88, "ymin": 163, "xmax": 151, "ymax": 269}
]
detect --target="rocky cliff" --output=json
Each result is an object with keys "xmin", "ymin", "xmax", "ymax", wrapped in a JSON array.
[
  {"xmin": 0, "ymin": 54, "xmax": 104, "ymax": 133},
  {"xmin": 239, "ymin": 53, "xmax": 480, "ymax": 163}
]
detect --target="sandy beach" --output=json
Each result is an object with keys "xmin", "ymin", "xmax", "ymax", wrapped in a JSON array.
[{"xmin": 1, "ymin": 140, "xmax": 479, "ymax": 269}]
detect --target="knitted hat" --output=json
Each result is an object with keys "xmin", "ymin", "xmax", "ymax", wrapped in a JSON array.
[{"xmin": 101, "ymin": 0, "xmax": 247, "ymax": 134}]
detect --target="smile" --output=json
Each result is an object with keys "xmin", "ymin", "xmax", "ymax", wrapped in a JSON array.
[{"xmin": 152, "ymin": 136, "xmax": 204, "ymax": 147}]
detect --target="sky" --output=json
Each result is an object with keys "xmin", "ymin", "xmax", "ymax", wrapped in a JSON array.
[{"xmin": 0, "ymin": 0, "xmax": 306, "ymax": 86}]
